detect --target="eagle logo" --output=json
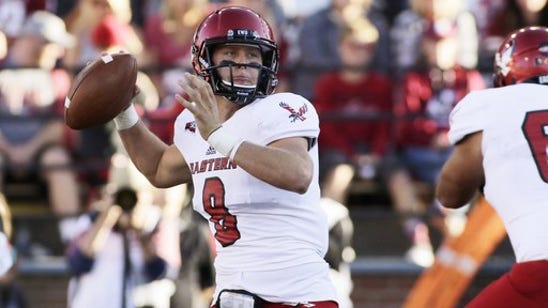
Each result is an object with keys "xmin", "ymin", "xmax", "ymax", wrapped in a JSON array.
[
  {"xmin": 185, "ymin": 121, "xmax": 196, "ymax": 132},
  {"xmin": 279, "ymin": 102, "xmax": 308, "ymax": 122},
  {"xmin": 495, "ymin": 40, "xmax": 514, "ymax": 77}
]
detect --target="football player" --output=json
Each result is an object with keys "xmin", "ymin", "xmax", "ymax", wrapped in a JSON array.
[
  {"xmin": 437, "ymin": 26, "xmax": 548, "ymax": 306},
  {"xmin": 113, "ymin": 6, "xmax": 338, "ymax": 308}
]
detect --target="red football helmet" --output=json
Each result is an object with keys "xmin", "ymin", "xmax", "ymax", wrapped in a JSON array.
[
  {"xmin": 191, "ymin": 6, "xmax": 279, "ymax": 105},
  {"xmin": 494, "ymin": 26, "xmax": 548, "ymax": 87}
]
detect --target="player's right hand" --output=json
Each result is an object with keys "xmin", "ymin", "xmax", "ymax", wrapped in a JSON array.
[{"xmin": 175, "ymin": 73, "xmax": 222, "ymax": 140}]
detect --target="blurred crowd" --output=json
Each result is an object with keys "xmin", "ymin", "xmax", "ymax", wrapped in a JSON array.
[{"xmin": 0, "ymin": 0, "xmax": 546, "ymax": 307}]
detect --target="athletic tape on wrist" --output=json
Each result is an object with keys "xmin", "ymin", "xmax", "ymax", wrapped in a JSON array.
[
  {"xmin": 229, "ymin": 139, "xmax": 245, "ymax": 161},
  {"xmin": 207, "ymin": 126, "xmax": 243, "ymax": 158},
  {"xmin": 114, "ymin": 104, "xmax": 139, "ymax": 130}
]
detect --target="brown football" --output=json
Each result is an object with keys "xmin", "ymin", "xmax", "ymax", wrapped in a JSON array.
[{"xmin": 64, "ymin": 52, "xmax": 138, "ymax": 130}]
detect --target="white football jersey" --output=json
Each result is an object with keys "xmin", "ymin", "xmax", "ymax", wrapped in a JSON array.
[
  {"xmin": 173, "ymin": 92, "xmax": 336, "ymax": 302},
  {"xmin": 448, "ymin": 83, "xmax": 548, "ymax": 263}
]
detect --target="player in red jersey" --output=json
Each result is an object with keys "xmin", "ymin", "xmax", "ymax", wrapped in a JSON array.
[{"xmin": 437, "ymin": 26, "xmax": 548, "ymax": 306}]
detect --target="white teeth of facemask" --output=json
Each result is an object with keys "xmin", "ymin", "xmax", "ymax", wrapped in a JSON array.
[{"xmin": 221, "ymin": 80, "xmax": 255, "ymax": 88}]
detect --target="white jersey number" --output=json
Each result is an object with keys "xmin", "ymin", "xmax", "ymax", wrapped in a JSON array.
[
  {"xmin": 522, "ymin": 110, "xmax": 548, "ymax": 183},
  {"xmin": 203, "ymin": 177, "xmax": 241, "ymax": 246}
]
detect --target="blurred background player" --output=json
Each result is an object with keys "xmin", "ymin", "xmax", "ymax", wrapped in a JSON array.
[
  {"xmin": 320, "ymin": 197, "xmax": 355, "ymax": 308},
  {"xmin": 170, "ymin": 198, "xmax": 216, "ymax": 308},
  {"xmin": 437, "ymin": 26, "xmax": 548, "ymax": 307}
]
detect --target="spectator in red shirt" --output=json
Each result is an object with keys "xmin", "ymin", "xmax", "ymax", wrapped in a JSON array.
[
  {"xmin": 393, "ymin": 22, "xmax": 486, "ymax": 267},
  {"xmin": 314, "ymin": 20, "xmax": 390, "ymax": 307},
  {"xmin": 314, "ymin": 20, "xmax": 392, "ymax": 206}
]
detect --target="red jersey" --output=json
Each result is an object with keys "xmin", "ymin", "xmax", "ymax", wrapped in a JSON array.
[
  {"xmin": 314, "ymin": 71, "xmax": 393, "ymax": 157},
  {"xmin": 395, "ymin": 66, "xmax": 485, "ymax": 148}
]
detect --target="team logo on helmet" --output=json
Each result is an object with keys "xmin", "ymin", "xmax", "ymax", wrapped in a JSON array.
[
  {"xmin": 227, "ymin": 29, "xmax": 260, "ymax": 40},
  {"xmin": 496, "ymin": 41, "xmax": 514, "ymax": 77},
  {"xmin": 494, "ymin": 26, "xmax": 548, "ymax": 87}
]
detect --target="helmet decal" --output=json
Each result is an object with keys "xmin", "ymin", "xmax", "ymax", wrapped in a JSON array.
[
  {"xmin": 495, "ymin": 40, "xmax": 514, "ymax": 77},
  {"xmin": 198, "ymin": 56, "xmax": 209, "ymax": 69},
  {"xmin": 227, "ymin": 29, "xmax": 260, "ymax": 40}
]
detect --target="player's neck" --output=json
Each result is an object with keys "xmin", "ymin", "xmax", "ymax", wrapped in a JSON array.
[{"xmin": 216, "ymin": 95, "xmax": 241, "ymax": 122}]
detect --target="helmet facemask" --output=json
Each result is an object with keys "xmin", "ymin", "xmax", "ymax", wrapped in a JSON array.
[{"xmin": 193, "ymin": 32, "xmax": 279, "ymax": 106}]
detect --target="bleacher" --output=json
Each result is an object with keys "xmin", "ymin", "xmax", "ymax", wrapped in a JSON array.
[
  {"xmin": 4, "ymin": 179, "xmax": 515, "ymax": 307},
  {"xmin": 11, "ymin": 212, "xmax": 514, "ymax": 307}
]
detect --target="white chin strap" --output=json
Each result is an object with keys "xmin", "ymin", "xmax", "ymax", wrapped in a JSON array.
[{"xmin": 221, "ymin": 80, "xmax": 256, "ymax": 89}]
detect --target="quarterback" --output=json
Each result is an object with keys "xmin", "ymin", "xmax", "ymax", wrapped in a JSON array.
[{"xmin": 113, "ymin": 6, "xmax": 338, "ymax": 308}]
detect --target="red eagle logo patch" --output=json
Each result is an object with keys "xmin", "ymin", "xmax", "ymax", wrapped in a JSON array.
[
  {"xmin": 279, "ymin": 102, "xmax": 307, "ymax": 122},
  {"xmin": 185, "ymin": 121, "xmax": 196, "ymax": 132}
]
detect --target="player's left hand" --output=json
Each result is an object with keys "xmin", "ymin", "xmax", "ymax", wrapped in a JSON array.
[{"xmin": 175, "ymin": 73, "xmax": 222, "ymax": 140}]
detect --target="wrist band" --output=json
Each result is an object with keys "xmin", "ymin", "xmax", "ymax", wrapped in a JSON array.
[
  {"xmin": 114, "ymin": 104, "xmax": 139, "ymax": 130},
  {"xmin": 207, "ymin": 125, "xmax": 243, "ymax": 158},
  {"xmin": 206, "ymin": 124, "xmax": 223, "ymax": 139},
  {"xmin": 229, "ymin": 139, "xmax": 245, "ymax": 161}
]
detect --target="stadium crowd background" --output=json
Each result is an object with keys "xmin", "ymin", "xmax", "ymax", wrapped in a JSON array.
[{"xmin": 0, "ymin": 0, "xmax": 545, "ymax": 307}]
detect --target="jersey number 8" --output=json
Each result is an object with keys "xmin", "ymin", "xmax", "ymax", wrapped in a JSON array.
[{"xmin": 203, "ymin": 177, "xmax": 241, "ymax": 246}]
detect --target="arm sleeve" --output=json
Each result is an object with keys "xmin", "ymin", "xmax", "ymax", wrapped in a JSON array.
[
  {"xmin": 65, "ymin": 236, "xmax": 95, "ymax": 275},
  {"xmin": 448, "ymin": 90, "xmax": 488, "ymax": 144},
  {"xmin": 259, "ymin": 93, "xmax": 320, "ymax": 147}
]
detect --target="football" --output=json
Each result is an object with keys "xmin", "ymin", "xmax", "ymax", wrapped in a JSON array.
[{"xmin": 64, "ymin": 52, "xmax": 138, "ymax": 129}]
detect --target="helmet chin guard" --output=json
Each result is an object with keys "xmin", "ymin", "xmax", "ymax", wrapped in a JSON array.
[
  {"xmin": 191, "ymin": 6, "xmax": 279, "ymax": 106},
  {"xmin": 205, "ymin": 60, "xmax": 277, "ymax": 105}
]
